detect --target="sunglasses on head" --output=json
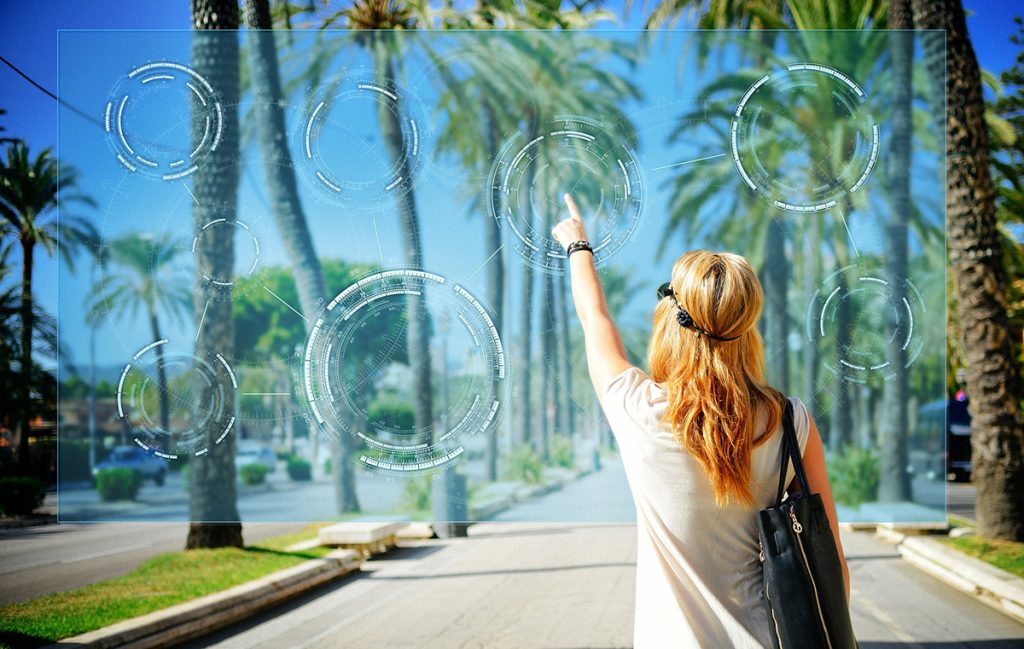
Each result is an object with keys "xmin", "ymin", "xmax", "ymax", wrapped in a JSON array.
[{"xmin": 655, "ymin": 281, "xmax": 741, "ymax": 342}]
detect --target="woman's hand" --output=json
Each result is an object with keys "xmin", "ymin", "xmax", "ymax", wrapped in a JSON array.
[{"xmin": 551, "ymin": 193, "xmax": 589, "ymax": 250}]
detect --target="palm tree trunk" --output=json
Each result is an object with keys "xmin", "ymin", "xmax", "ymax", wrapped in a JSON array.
[
  {"xmin": 879, "ymin": 0, "xmax": 914, "ymax": 501},
  {"xmin": 147, "ymin": 306, "xmax": 171, "ymax": 436},
  {"xmin": 830, "ymin": 271, "xmax": 854, "ymax": 453},
  {"xmin": 243, "ymin": 0, "xmax": 359, "ymax": 513},
  {"xmin": 372, "ymin": 43, "xmax": 434, "ymax": 446},
  {"xmin": 557, "ymin": 272, "xmax": 574, "ymax": 438},
  {"xmin": 16, "ymin": 236, "xmax": 33, "ymax": 465},
  {"xmin": 483, "ymin": 103, "xmax": 504, "ymax": 482},
  {"xmin": 803, "ymin": 216, "xmax": 821, "ymax": 439},
  {"xmin": 912, "ymin": 0, "xmax": 1024, "ymax": 541},
  {"xmin": 186, "ymin": 0, "xmax": 243, "ymax": 550},
  {"xmin": 763, "ymin": 222, "xmax": 789, "ymax": 392}
]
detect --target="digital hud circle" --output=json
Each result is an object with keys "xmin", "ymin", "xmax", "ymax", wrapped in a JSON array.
[
  {"xmin": 303, "ymin": 269, "xmax": 506, "ymax": 475},
  {"xmin": 116, "ymin": 340, "xmax": 238, "ymax": 459},
  {"xmin": 296, "ymin": 71, "xmax": 429, "ymax": 208},
  {"xmin": 103, "ymin": 61, "xmax": 223, "ymax": 180},
  {"xmin": 806, "ymin": 266, "xmax": 926, "ymax": 383},
  {"xmin": 161, "ymin": 201, "xmax": 269, "ymax": 305},
  {"xmin": 488, "ymin": 115, "xmax": 644, "ymax": 272},
  {"xmin": 731, "ymin": 63, "xmax": 879, "ymax": 212}
]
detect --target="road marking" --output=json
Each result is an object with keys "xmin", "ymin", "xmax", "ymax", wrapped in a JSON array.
[{"xmin": 60, "ymin": 541, "xmax": 155, "ymax": 564}]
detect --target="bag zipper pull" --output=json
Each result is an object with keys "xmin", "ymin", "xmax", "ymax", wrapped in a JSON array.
[
  {"xmin": 758, "ymin": 540, "xmax": 765, "ymax": 562},
  {"xmin": 789, "ymin": 508, "xmax": 803, "ymax": 533}
]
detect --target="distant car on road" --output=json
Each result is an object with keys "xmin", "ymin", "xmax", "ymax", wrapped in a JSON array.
[
  {"xmin": 93, "ymin": 445, "xmax": 169, "ymax": 486},
  {"xmin": 918, "ymin": 398, "xmax": 972, "ymax": 482},
  {"xmin": 235, "ymin": 444, "xmax": 277, "ymax": 473}
]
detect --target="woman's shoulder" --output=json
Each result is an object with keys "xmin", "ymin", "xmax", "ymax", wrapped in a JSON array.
[{"xmin": 603, "ymin": 366, "xmax": 667, "ymax": 424}]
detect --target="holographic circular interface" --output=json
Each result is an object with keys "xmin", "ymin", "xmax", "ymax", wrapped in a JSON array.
[
  {"xmin": 731, "ymin": 63, "xmax": 879, "ymax": 212},
  {"xmin": 116, "ymin": 340, "xmax": 238, "ymax": 459},
  {"xmin": 488, "ymin": 115, "xmax": 644, "ymax": 272},
  {"xmin": 103, "ymin": 61, "xmax": 223, "ymax": 180},
  {"xmin": 303, "ymin": 269, "xmax": 506, "ymax": 475},
  {"xmin": 806, "ymin": 265, "xmax": 926, "ymax": 383},
  {"xmin": 297, "ymin": 72, "xmax": 429, "ymax": 208}
]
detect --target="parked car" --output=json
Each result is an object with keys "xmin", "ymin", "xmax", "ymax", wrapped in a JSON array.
[
  {"xmin": 93, "ymin": 445, "xmax": 169, "ymax": 486},
  {"xmin": 235, "ymin": 444, "xmax": 277, "ymax": 473},
  {"xmin": 917, "ymin": 398, "xmax": 972, "ymax": 482}
]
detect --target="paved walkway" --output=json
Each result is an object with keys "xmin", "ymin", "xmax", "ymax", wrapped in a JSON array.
[{"xmin": 181, "ymin": 465, "xmax": 1023, "ymax": 649}]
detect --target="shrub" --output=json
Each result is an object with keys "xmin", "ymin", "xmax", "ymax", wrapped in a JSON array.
[
  {"xmin": 367, "ymin": 399, "xmax": 416, "ymax": 431},
  {"xmin": 502, "ymin": 445, "xmax": 544, "ymax": 484},
  {"xmin": 287, "ymin": 457, "xmax": 312, "ymax": 482},
  {"xmin": 829, "ymin": 445, "xmax": 880, "ymax": 508},
  {"xmin": 401, "ymin": 474, "xmax": 433, "ymax": 512},
  {"xmin": 549, "ymin": 436, "xmax": 575, "ymax": 469},
  {"xmin": 0, "ymin": 476, "xmax": 46, "ymax": 516},
  {"xmin": 239, "ymin": 463, "xmax": 269, "ymax": 486},
  {"xmin": 95, "ymin": 468, "xmax": 142, "ymax": 502}
]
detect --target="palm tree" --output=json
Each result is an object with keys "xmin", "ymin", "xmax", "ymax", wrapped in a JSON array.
[
  {"xmin": 0, "ymin": 143, "xmax": 94, "ymax": 465},
  {"xmin": 338, "ymin": 2, "xmax": 435, "ymax": 449},
  {"xmin": 242, "ymin": 0, "xmax": 360, "ymax": 513},
  {"xmin": 87, "ymin": 232, "xmax": 190, "ymax": 436},
  {"xmin": 186, "ymin": 0, "xmax": 243, "ymax": 550},
  {"xmin": 911, "ymin": 0, "xmax": 1024, "ymax": 541},
  {"xmin": 877, "ymin": 0, "xmax": 913, "ymax": 501}
]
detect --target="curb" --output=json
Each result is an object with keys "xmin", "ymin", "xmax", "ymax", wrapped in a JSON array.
[
  {"xmin": 894, "ymin": 532, "xmax": 1024, "ymax": 624},
  {"xmin": 43, "ymin": 549, "xmax": 362, "ymax": 649},
  {"xmin": 472, "ymin": 468, "xmax": 593, "ymax": 521},
  {"xmin": 0, "ymin": 514, "xmax": 57, "ymax": 530}
]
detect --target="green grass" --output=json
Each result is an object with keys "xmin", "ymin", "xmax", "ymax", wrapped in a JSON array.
[
  {"xmin": 941, "ymin": 535, "xmax": 1024, "ymax": 580},
  {"xmin": 0, "ymin": 525, "xmax": 329, "ymax": 649}
]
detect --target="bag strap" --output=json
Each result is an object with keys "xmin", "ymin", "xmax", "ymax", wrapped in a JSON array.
[{"xmin": 774, "ymin": 398, "xmax": 812, "ymax": 506}]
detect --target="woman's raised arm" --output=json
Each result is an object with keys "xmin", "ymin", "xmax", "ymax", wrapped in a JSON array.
[{"xmin": 551, "ymin": 193, "xmax": 633, "ymax": 401}]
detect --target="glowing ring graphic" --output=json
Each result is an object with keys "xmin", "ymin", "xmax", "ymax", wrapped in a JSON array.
[
  {"xmin": 303, "ymin": 269, "xmax": 506, "ymax": 475},
  {"xmin": 103, "ymin": 61, "xmax": 224, "ymax": 180},
  {"xmin": 488, "ymin": 115, "xmax": 644, "ymax": 272},
  {"xmin": 116, "ymin": 340, "xmax": 238, "ymax": 459},
  {"xmin": 806, "ymin": 265, "xmax": 926, "ymax": 383},
  {"xmin": 296, "ymin": 72, "xmax": 430, "ymax": 208},
  {"xmin": 731, "ymin": 63, "xmax": 879, "ymax": 212}
]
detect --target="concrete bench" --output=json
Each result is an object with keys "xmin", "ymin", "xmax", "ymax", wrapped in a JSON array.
[{"xmin": 318, "ymin": 522, "xmax": 406, "ymax": 557}]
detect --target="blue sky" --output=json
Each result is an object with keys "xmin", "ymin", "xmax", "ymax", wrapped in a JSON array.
[{"xmin": 0, "ymin": 0, "xmax": 1009, "ymax": 376}]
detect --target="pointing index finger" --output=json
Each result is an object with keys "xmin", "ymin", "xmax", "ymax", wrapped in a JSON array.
[{"xmin": 564, "ymin": 193, "xmax": 583, "ymax": 222}]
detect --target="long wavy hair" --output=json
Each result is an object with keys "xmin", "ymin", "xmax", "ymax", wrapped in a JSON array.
[{"xmin": 648, "ymin": 250, "xmax": 787, "ymax": 508}]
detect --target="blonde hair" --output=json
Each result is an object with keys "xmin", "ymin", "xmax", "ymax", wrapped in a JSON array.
[{"xmin": 648, "ymin": 250, "xmax": 786, "ymax": 508}]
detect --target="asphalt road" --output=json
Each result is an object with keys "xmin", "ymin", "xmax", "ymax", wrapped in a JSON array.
[
  {"xmin": 176, "ymin": 466, "xmax": 1021, "ymax": 649},
  {"xmin": 0, "ymin": 521, "xmax": 307, "ymax": 605}
]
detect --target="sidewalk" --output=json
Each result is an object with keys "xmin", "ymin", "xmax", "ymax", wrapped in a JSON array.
[{"xmin": 168, "ymin": 457, "xmax": 1023, "ymax": 649}]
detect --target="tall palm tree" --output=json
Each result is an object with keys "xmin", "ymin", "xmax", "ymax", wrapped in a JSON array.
[
  {"xmin": 340, "ymin": 1, "xmax": 435, "ymax": 448},
  {"xmin": 912, "ymin": 0, "xmax": 1024, "ymax": 541},
  {"xmin": 877, "ymin": 0, "xmax": 913, "ymax": 501},
  {"xmin": 186, "ymin": 0, "xmax": 243, "ymax": 550},
  {"xmin": 0, "ymin": 143, "xmax": 94, "ymax": 465},
  {"xmin": 87, "ymin": 232, "xmax": 190, "ymax": 436},
  {"xmin": 242, "ymin": 0, "xmax": 360, "ymax": 513}
]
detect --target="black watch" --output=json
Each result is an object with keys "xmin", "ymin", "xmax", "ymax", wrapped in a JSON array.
[{"xmin": 566, "ymin": 240, "xmax": 593, "ymax": 257}]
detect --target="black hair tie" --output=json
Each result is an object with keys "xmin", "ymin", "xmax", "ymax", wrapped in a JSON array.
[{"xmin": 662, "ymin": 287, "xmax": 741, "ymax": 342}]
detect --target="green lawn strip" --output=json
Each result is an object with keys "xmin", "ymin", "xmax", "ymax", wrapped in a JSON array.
[
  {"xmin": 940, "ymin": 535, "xmax": 1024, "ymax": 580},
  {"xmin": 0, "ymin": 526, "xmax": 332, "ymax": 649}
]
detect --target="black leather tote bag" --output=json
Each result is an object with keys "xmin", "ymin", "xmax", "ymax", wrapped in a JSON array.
[{"xmin": 757, "ymin": 399, "xmax": 858, "ymax": 649}]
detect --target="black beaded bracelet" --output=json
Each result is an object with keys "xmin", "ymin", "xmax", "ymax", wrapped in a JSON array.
[{"xmin": 566, "ymin": 240, "xmax": 594, "ymax": 257}]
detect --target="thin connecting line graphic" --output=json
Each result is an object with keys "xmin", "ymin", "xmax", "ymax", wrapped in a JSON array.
[
  {"xmin": 263, "ymin": 284, "xmax": 308, "ymax": 323},
  {"xmin": 466, "ymin": 245, "xmax": 504, "ymax": 282},
  {"xmin": 196, "ymin": 300, "xmax": 209, "ymax": 341},
  {"xmin": 183, "ymin": 182, "xmax": 201, "ymax": 206},
  {"xmin": 652, "ymin": 152, "xmax": 727, "ymax": 171},
  {"xmin": 837, "ymin": 210, "xmax": 860, "ymax": 257}
]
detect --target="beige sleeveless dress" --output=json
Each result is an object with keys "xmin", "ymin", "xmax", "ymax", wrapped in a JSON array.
[{"xmin": 603, "ymin": 367, "xmax": 811, "ymax": 649}]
